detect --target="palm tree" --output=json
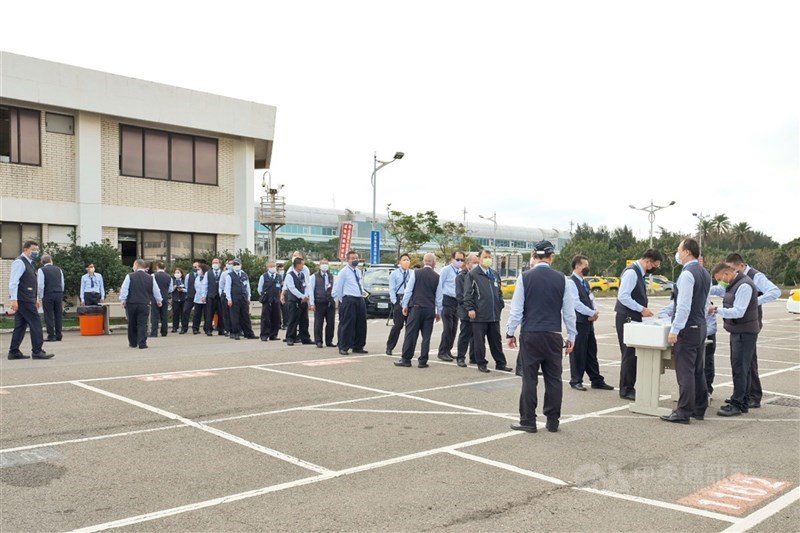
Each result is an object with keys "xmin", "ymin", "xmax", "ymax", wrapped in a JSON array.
[
  {"xmin": 712, "ymin": 214, "xmax": 731, "ymax": 247},
  {"xmin": 696, "ymin": 219, "xmax": 714, "ymax": 251},
  {"xmin": 731, "ymin": 222, "xmax": 753, "ymax": 250}
]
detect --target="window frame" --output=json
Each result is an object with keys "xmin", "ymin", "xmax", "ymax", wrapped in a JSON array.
[
  {"xmin": 0, "ymin": 221, "xmax": 43, "ymax": 259},
  {"xmin": 119, "ymin": 124, "xmax": 218, "ymax": 185},
  {"xmin": 0, "ymin": 106, "xmax": 42, "ymax": 166}
]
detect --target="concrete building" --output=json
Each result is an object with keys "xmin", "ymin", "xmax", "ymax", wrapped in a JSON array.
[{"xmin": 1, "ymin": 52, "xmax": 275, "ymax": 297}]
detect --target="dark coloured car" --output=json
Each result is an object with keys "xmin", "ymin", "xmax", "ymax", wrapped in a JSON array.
[{"xmin": 362, "ymin": 266, "xmax": 395, "ymax": 317}]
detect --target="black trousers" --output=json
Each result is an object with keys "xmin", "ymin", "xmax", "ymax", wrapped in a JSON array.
[
  {"xmin": 222, "ymin": 294, "xmax": 232, "ymax": 335},
  {"xmin": 673, "ymin": 325, "xmax": 708, "ymax": 418},
  {"xmin": 471, "ymin": 321, "xmax": 507, "ymax": 367},
  {"xmin": 260, "ymin": 299, "xmax": 281, "ymax": 339},
  {"xmin": 456, "ymin": 318, "xmax": 474, "ymax": 362},
  {"xmin": 84, "ymin": 292, "xmax": 101, "ymax": 306},
  {"xmin": 730, "ymin": 332, "xmax": 757, "ymax": 408},
  {"xmin": 9, "ymin": 300, "xmax": 44, "ymax": 354},
  {"xmin": 181, "ymin": 297, "xmax": 195, "ymax": 332},
  {"xmin": 285, "ymin": 299, "xmax": 302, "ymax": 342},
  {"xmin": 171, "ymin": 299, "xmax": 188, "ymax": 331},
  {"xmin": 437, "ymin": 296, "xmax": 458, "ymax": 356},
  {"xmin": 386, "ymin": 301, "xmax": 407, "ymax": 352},
  {"xmin": 518, "ymin": 332, "xmax": 564, "ymax": 425},
  {"xmin": 748, "ymin": 339, "xmax": 762, "ymax": 405},
  {"xmin": 42, "ymin": 292, "xmax": 63, "ymax": 340},
  {"xmin": 569, "ymin": 323, "xmax": 604, "ymax": 386},
  {"xmin": 401, "ymin": 306, "xmax": 436, "ymax": 363},
  {"xmin": 704, "ymin": 334, "xmax": 717, "ymax": 393},
  {"xmin": 298, "ymin": 302, "xmax": 311, "ymax": 342},
  {"xmin": 314, "ymin": 300, "xmax": 336, "ymax": 345},
  {"xmin": 616, "ymin": 313, "xmax": 639, "ymax": 396},
  {"xmin": 205, "ymin": 296, "xmax": 225, "ymax": 334},
  {"xmin": 191, "ymin": 302, "xmax": 205, "ymax": 332},
  {"xmin": 150, "ymin": 301, "xmax": 169, "ymax": 336},
  {"xmin": 338, "ymin": 296, "xmax": 367, "ymax": 351},
  {"xmin": 126, "ymin": 303, "xmax": 149, "ymax": 348},
  {"xmin": 229, "ymin": 300, "xmax": 254, "ymax": 337}
]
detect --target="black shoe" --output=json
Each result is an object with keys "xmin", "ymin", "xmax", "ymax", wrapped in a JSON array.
[
  {"xmin": 660, "ymin": 412, "xmax": 690, "ymax": 424},
  {"xmin": 286, "ymin": 341, "xmax": 294, "ymax": 346},
  {"xmin": 692, "ymin": 414, "xmax": 705, "ymax": 421},
  {"xmin": 394, "ymin": 360, "xmax": 412, "ymax": 367},
  {"xmin": 620, "ymin": 392, "xmax": 636, "ymax": 401},
  {"xmin": 749, "ymin": 402, "xmax": 761, "ymax": 409},
  {"xmin": 386, "ymin": 349, "xmax": 393, "ymax": 356},
  {"xmin": 193, "ymin": 330, "xmax": 200, "ymax": 335},
  {"xmin": 172, "ymin": 329, "xmax": 178, "ymax": 333},
  {"xmin": 138, "ymin": 345, "xmax": 147, "ymax": 350},
  {"xmin": 316, "ymin": 342, "xmax": 323, "ymax": 348},
  {"xmin": 45, "ymin": 337, "xmax": 56, "ymax": 342},
  {"xmin": 219, "ymin": 331, "xmax": 227, "ymax": 336},
  {"xmin": 510, "ymin": 423, "xmax": 537, "ymax": 433},
  {"xmin": 150, "ymin": 332, "xmax": 158, "ymax": 338},
  {"xmin": 437, "ymin": 354, "xmax": 454, "ymax": 362},
  {"xmin": 56, "ymin": 337, "xmax": 62, "ymax": 341},
  {"xmin": 261, "ymin": 337, "xmax": 269, "ymax": 342},
  {"xmin": 301, "ymin": 340, "xmax": 313, "ymax": 345},
  {"xmin": 717, "ymin": 404, "xmax": 743, "ymax": 417},
  {"xmin": 206, "ymin": 332, "xmax": 213, "ymax": 337},
  {"xmin": 326, "ymin": 343, "xmax": 336, "ymax": 347},
  {"xmin": 245, "ymin": 335, "xmax": 258, "ymax": 340},
  {"xmin": 32, "ymin": 351, "xmax": 55, "ymax": 359},
  {"xmin": 546, "ymin": 419, "xmax": 559, "ymax": 432},
  {"xmin": 339, "ymin": 349, "xmax": 349, "ymax": 355},
  {"xmin": 7, "ymin": 351, "xmax": 30, "ymax": 360},
  {"xmin": 233, "ymin": 335, "xmax": 241, "ymax": 340},
  {"xmin": 179, "ymin": 330, "xmax": 187, "ymax": 335},
  {"xmin": 457, "ymin": 359, "xmax": 467, "ymax": 368},
  {"xmin": 570, "ymin": 384, "xmax": 587, "ymax": 391},
  {"xmin": 468, "ymin": 359, "xmax": 476, "ymax": 365},
  {"xmin": 271, "ymin": 337, "xmax": 280, "ymax": 341},
  {"xmin": 353, "ymin": 349, "xmax": 369, "ymax": 354},
  {"xmin": 478, "ymin": 365, "xmax": 490, "ymax": 373},
  {"xmin": 129, "ymin": 344, "xmax": 137, "ymax": 348},
  {"xmin": 591, "ymin": 383, "xmax": 615, "ymax": 390},
  {"xmin": 418, "ymin": 362, "xmax": 429, "ymax": 368},
  {"xmin": 496, "ymin": 365, "xmax": 513, "ymax": 372}
]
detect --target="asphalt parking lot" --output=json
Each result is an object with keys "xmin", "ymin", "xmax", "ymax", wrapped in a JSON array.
[{"xmin": 1, "ymin": 296, "xmax": 798, "ymax": 532}]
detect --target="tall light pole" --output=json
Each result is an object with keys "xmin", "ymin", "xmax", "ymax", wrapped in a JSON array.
[
  {"xmin": 691, "ymin": 211, "xmax": 709, "ymax": 253},
  {"xmin": 258, "ymin": 170, "xmax": 285, "ymax": 262},
  {"xmin": 629, "ymin": 200, "xmax": 676, "ymax": 248},
  {"xmin": 478, "ymin": 211, "xmax": 498, "ymax": 258},
  {"xmin": 371, "ymin": 151, "xmax": 404, "ymax": 230}
]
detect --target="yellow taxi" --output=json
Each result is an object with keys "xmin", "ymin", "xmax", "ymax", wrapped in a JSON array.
[
  {"xmin": 501, "ymin": 277, "xmax": 517, "ymax": 298},
  {"xmin": 788, "ymin": 289, "xmax": 800, "ymax": 314},
  {"xmin": 604, "ymin": 277, "xmax": 620, "ymax": 291},
  {"xmin": 585, "ymin": 276, "xmax": 609, "ymax": 292}
]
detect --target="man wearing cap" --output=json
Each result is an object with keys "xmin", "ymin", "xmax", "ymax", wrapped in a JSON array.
[
  {"xmin": 614, "ymin": 249, "xmax": 663, "ymax": 401},
  {"xmin": 507, "ymin": 240, "xmax": 577, "ymax": 433},
  {"xmin": 569, "ymin": 255, "xmax": 614, "ymax": 391},
  {"xmin": 436, "ymin": 250, "xmax": 465, "ymax": 362},
  {"xmin": 463, "ymin": 249, "xmax": 513, "ymax": 373},
  {"xmin": 332, "ymin": 250, "xmax": 368, "ymax": 355},
  {"xmin": 224, "ymin": 258, "xmax": 256, "ymax": 340}
]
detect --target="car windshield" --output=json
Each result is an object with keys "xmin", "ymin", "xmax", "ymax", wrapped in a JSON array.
[{"xmin": 363, "ymin": 269, "xmax": 391, "ymax": 287}]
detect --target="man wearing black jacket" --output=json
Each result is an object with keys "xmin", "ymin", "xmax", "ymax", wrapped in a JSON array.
[
  {"xmin": 180, "ymin": 260, "xmax": 201, "ymax": 334},
  {"xmin": 205, "ymin": 258, "xmax": 226, "ymax": 336},
  {"xmin": 455, "ymin": 253, "xmax": 479, "ymax": 367},
  {"xmin": 463, "ymin": 249, "xmax": 513, "ymax": 373}
]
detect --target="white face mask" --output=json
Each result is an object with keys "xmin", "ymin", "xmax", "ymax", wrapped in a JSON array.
[
  {"xmin": 212, "ymin": 263, "xmax": 220, "ymax": 271},
  {"xmin": 174, "ymin": 272, "xmax": 182, "ymax": 278},
  {"xmin": 268, "ymin": 267, "xmax": 277, "ymax": 274},
  {"xmin": 320, "ymin": 264, "xmax": 329, "ymax": 271},
  {"xmin": 675, "ymin": 251, "xmax": 683, "ymax": 265}
]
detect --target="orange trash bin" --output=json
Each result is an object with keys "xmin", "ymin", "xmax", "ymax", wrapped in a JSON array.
[{"xmin": 78, "ymin": 305, "xmax": 105, "ymax": 336}]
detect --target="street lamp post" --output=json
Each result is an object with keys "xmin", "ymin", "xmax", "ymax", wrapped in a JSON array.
[
  {"xmin": 691, "ymin": 211, "xmax": 710, "ymax": 257},
  {"xmin": 371, "ymin": 151, "xmax": 404, "ymax": 230},
  {"xmin": 629, "ymin": 200, "xmax": 676, "ymax": 248},
  {"xmin": 259, "ymin": 170, "xmax": 285, "ymax": 262},
  {"xmin": 478, "ymin": 211, "xmax": 498, "ymax": 258}
]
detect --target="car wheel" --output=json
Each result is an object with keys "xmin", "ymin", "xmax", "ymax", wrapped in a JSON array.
[{"xmin": 591, "ymin": 287, "xmax": 602, "ymax": 293}]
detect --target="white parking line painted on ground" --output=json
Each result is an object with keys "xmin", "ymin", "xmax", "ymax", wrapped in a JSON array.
[
  {"xmin": 448, "ymin": 449, "xmax": 569, "ymax": 486},
  {"xmin": 762, "ymin": 389, "xmax": 800, "ymax": 400},
  {"xmin": 302, "ymin": 407, "xmax": 490, "ymax": 416},
  {"xmin": 719, "ymin": 486, "xmax": 800, "ymax": 532},
  {"xmin": 0, "ymin": 424, "xmax": 185, "ymax": 454},
  {"xmin": 70, "ymin": 381, "xmax": 333, "ymax": 475}
]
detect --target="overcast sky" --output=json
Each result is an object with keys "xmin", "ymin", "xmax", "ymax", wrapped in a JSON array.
[{"xmin": 2, "ymin": 1, "xmax": 798, "ymax": 243}]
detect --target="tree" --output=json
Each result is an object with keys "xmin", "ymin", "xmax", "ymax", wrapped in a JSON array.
[
  {"xmin": 384, "ymin": 210, "xmax": 438, "ymax": 257},
  {"xmin": 44, "ymin": 236, "xmax": 129, "ymax": 302},
  {"xmin": 431, "ymin": 221, "xmax": 468, "ymax": 260},
  {"xmin": 696, "ymin": 219, "xmax": 714, "ymax": 248},
  {"xmin": 730, "ymin": 222, "xmax": 753, "ymax": 250},
  {"xmin": 610, "ymin": 225, "xmax": 636, "ymax": 252},
  {"xmin": 712, "ymin": 213, "xmax": 731, "ymax": 247}
]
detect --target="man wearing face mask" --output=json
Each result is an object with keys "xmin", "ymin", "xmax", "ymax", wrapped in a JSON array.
[
  {"xmin": 395, "ymin": 253, "xmax": 442, "ymax": 368},
  {"xmin": 463, "ymin": 249, "xmax": 513, "ymax": 373},
  {"xmin": 386, "ymin": 253, "xmax": 412, "ymax": 356},
  {"xmin": 80, "ymin": 263, "xmax": 105, "ymax": 306},
  {"xmin": 435, "ymin": 250, "xmax": 465, "ymax": 362},
  {"xmin": 120, "ymin": 259, "xmax": 163, "ymax": 349},
  {"xmin": 569, "ymin": 255, "xmax": 614, "ymax": 392},
  {"xmin": 180, "ymin": 261, "xmax": 201, "ymax": 334},
  {"xmin": 224, "ymin": 258, "xmax": 256, "ymax": 340},
  {"xmin": 281, "ymin": 251, "xmax": 312, "ymax": 344},
  {"xmin": 455, "ymin": 253, "xmax": 479, "ymax": 367},
  {"xmin": 284, "ymin": 257, "xmax": 311, "ymax": 346},
  {"xmin": 205, "ymin": 258, "xmax": 226, "ymax": 337},
  {"xmin": 332, "ymin": 250, "xmax": 368, "ymax": 355},
  {"xmin": 309, "ymin": 258, "xmax": 336, "ymax": 348},
  {"xmin": 615, "ymin": 249, "xmax": 663, "ymax": 401},
  {"xmin": 219, "ymin": 259, "xmax": 234, "ymax": 337},
  {"xmin": 661, "ymin": 239, "xmax": 711, "ymax": 424},
  {"xmin": 257, "ymin": 260, "xmax": 282, "ymax": 341},
  {"xmin": 708, "ymin": 262, "xmax": 759, "ymax": 417},
  {"xmin": 8, "ymin": 240, "xmax": 53, "ymax": 360},
  {"xmin": 149, "ymin": 261, "xmax": 173, "ymax": 338}
]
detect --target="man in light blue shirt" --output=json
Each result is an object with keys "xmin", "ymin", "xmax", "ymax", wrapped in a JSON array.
[
  {"xmin": 37, "ymin": 254, "xmax": 65, "ymax": 342},
  {"xmin": 80, "ymin": 263, "xmax": 105, "ymax": 306},
  {"xmin": 332, "ymin": 250, "xmax": 368, "ymax": 355},
  {"xmin": 436, "ymin": 250, "xmax": 465, "ymax": 361},
  {"xmin": 385, "ymin": 254, "xmax": 411, "ymax": 356},
  {"xmin": 8, "ymin": 240, "xmax": 53, "ymax": 359}
]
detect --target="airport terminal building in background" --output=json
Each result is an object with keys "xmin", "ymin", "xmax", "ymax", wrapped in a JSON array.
[{"xmin": 1, "ymin": 52, "xmax": 275, "ymax": 296}]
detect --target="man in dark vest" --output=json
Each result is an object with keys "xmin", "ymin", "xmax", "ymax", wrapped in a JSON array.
[
  {"xmin": 8, "ymin": 240, "xmax": 53, "ymax": 360},
  {"xmin": 37, "ymin": 254, "xmax": 65, "ymax": 342},
  {"xmin": 121, "ymin": 259, "xmax": 162, "ymax": 349},
  {"xmin": 283, "ymin": 257, "xmax": 310, "ymax": 346},
  {"xmin": 718, "ymin": 254, "xmax": 780, "ymax": 409},
  {"xmin": 614, "ymin": 248, "xmax": 663, "ymax": 401},
  {"xmin": 569, "ymin": 255, "xmax": 613, "ymax": 391},
  {"xmin": 149, "ymin": 261, "xmax": 173, "ymax": 337},
  {"xmin": 709, "ymin": 262, "xmax": 760, "ymax": 416},
  {"xmin": 394, "ymin": 253, "xmax": 442, "ymax": 368},
  {"xmin": 506, "ymin": 240, "xmax": 576, "ymax": 433},
  {"xmin": 224, "ymin": 257, "xmax": 256, "ymax": 340},
  {"xmin": 205, "ymin": 258, "xmax": 226, "ymax": 336},
  {"xmin": 661, "ymin": 239, "xmax": 712, "ymax": 424},
  {"xmin": 180, "ymin": 260, "xmax": 200, "ymax": 334},
  {"xmin": 455, "ymin": 253, "xmax": 479, "ymax": 367},
  {"xmin": 257, "ymin": 260, "xmax": 282, "ymax": 341},
  {"xmin": 309, "ymin": 258, "xmax": 336, "ymax": 348}
]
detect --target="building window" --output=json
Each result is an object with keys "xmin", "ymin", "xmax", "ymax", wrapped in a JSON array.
[
  {"xmin": 118, "ymin": 229, "xmax": 217, "ymax": 263},
  {"xmin": 47, "ymin": 225, "xmax": 76, "ymax": 247},
  {"xmin": 0, "ymin": 106, "xmax": 41, "ymax": 166},
  {"xmin": 120, "ymin": 125, "xmax": 218, "ymax": 185},
  {"xmin": 0, "ymin": 222, "xmax": 42, "ymax": 259}
]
